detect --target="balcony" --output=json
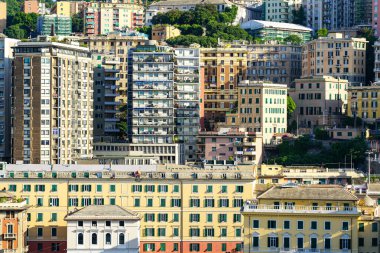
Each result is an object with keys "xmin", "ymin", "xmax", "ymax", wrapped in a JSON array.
[
  {"xmin": 244, "ymin": 248, "xmax": 350, "ymax": 253},
  {"xmin": 242, "ymin": 204, "xmax": 360, "ymax": 215},
  {"xmin": 243, "ymin": 150, "xmax": 256, "ymax": 156},
  {"xmin": 3, "ymin": 233, "xmax": 16, "ymax": 239}
]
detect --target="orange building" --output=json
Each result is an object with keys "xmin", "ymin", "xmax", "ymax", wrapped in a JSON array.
[
  {"xmin": 0, "ymin": 191, "xmax": 29, "ymax": 253},
  {"xmin": 23, "ymin": 0, "xmax": 39, "ymax": 14}
]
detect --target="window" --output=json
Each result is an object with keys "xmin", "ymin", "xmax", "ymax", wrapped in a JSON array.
[
  {"xmin": 160, "ymin": 243, "xmax": 166, "ymax": 251},
  {"xmin": 119, "ymin": 221, "xmax": 124, "ymax": 227},
  {"xmin": 235, "ymin": 185, "xmax": 244, "ymax": 193},
  {"xmin": 78, "ymin": 221, "xmax": 83, "ymax": 227},
  {"xmin": 372, "ymin": 222, "xmax": 378, "ymax": 232},
  {"xmin": 78, "ymin": 233, "xmax": 84, "ymax": 245},
  {"xmin": 192, "ymin": 185, "xmax": 198, "ymax": 193},
  {"xmin": 109, "ymin": 185, "xmax": 116, "ymax": 192},
  {"xmin": 339, "ymin": 237, "xmax": 351, "ymax": 249},
  {"xmin": 219, "ymin": 198, "xmax": 229, "ymax": 207},
  {"xmin": 190, "ymin": 228, "xmax": 200, "ymax": 237},
  {"xmin": 359, "ymin": 223, "xmax": 364, "ymax": 232},
  {"xmin": 105, "ymin": 233, "xmax": 111, "ymax": 245},
  {"xmin": 268, "ymin": 220, "xmax": 277, "ymax": 229},
  {"xmin": 325, "ymin": 221, "xmax": 331, "ymax": 230},
  {"xmin": 204, "ymin": 228, "xmax": 214, "ymax": 237},
  {"xmin": 171, "ymin": 199, "xmax": 181, "ymax": 207},
  {"xmin": 51, "ymin": 243, "xmax": 59, "ymax": 252},
  {"xmin": 51, "ymin": 213, "xmax": 57, "ymax": 222},
  {"xmin": 51, "ymin": 227, "xmax": 57, "ymax": 237},
  {"xmin": 37, "ymin": 213, "xmax": 43, "ymax": 222},
  {"xmin": 204, "ymin": 198, "xmax": 214, "ymax": 207},
  {"xmin": 358, "ymin": 237, "xmax": 364, "ymax": 247},
  {"xmin": 145, "ymin": 228, "xmax": 155, "ymax": 236},
  {"xmin": 206, "ymin": 243, "xmax": 212, "ymax": 251},
  {"xmin": 160, "ymin": 198, "xmax": 166, "ymax": 207},
  {"xmin": 235, "ymin": 228, "xmax": 242, "ymax": 237},
  {"xmin": 173, "ymin": 227, "xmax": 179, "ymax": 236},
  {"xmin": 132, "ymin": 185, "xmax": 142, "ymax": 192},
  {"xmin": 173, "ymin": 185, "xmax": 179, "ymax": 193},
  {"xmin": 145, "ymin": 213, "xmax": 155, "ymax": 222},
  {"xmin": 253, "ymin": 220, "xmax": 259, "ymax": 228},
  {"xmin": 325, "ymin": 237, "xmax": 331, "ymax": 249},
  {"xmin": 253, "ymin": 235, "xmax": 259, "ymax": 247},
  {"xmin": 158, "ymin": 213, "xmax": 168, "ymax": 222},
  {"xmin": 311, "ymin": 221, "xmax": 317, "ymax": 230},
  {"xmin": 134, "ymin": 198, "xmax": 140, "ymax": 207},
  {"xmin": 268, "ymin": 236, "xmax": 279, "ymax": 248},
  {"xmin": 119, "ymin": 233, "xmax": 125, "ymax": 244},
  {"xmin": 233, "ymin": 214, "xmax": 241, "ymax": 223},
  {"xmin": 190, "ymin": 199, "xmax": 200, "ymax": 207},
  {"xmin": 92, "ymin": 233, "xmax": 97, "ymax": 245},
  {"xmin": 342, "ymin": 221, "xmax": 349, "ymax": 231},
  {"xmin": 297, "ymin": 221, "xmax": 304, "ymax": 230},
  {"xmin": 221, "ymin": 185, "xmax": 227, "ymax": 193},
  {"xmin": 37, "ymin": 243, "xmax": 43, "ymax": 251},
  {"xmin": 158, "ymin": 185, "xmax": 168, "ymax": 193},
  {"xmin": 144, "ymin": 243, "xmax": 155, "ymax": 251},
  {"xmin": 218, "ymin": 214, "xmax": 227, "ymax": 223},
  {"xmin": 372, "ymin": 238, "xmax": 378, "ymax": 247},
  {"xmin": 207, "ymin": 214, "xmax": 213, "ymax": 222},
  {"xmin": 222, "ymin": 243, "xmax": 227, "ymax": 251},
  {"xmin": 106, "ymin": 221, "xmax": 111, "ymax": 227},
  {"xmin": 51, "ymin": 185, "xmax": 57, "ymax": 192},
  {"xmin": 233, "ymin": 199, "xmax": 243, "ymax": 207},
  {"xmin": 92, "ymin": 221, "xmax": 97, "ymax": 227},
  {"xmin": 147, "ymin": 198, "xmax": 153, "ymax": 207},
  {"xmin": 221, "ymin": 228, "xmax": 227, "ymax": 237},
  {"xmin": 23, "ymin": 184, "xmax": 31, "ymax": 192},
  {"xmin": 37, "ymin": 227, "xmax": 43, "ymax": 237},
  {"xmin": 158, "ymin": 228, "xmax": 166, "ymax": 237},
  {"xmin": 173, "ymin": 243, "xmax": 179, "ymax": 251},
  {"xmin": 284, "ymin": 220, "xmax": 290, "ymax": 229},
  {"xmin": 190, "ymin": 243, "xmax": 200, "ymax": 252},
  {"xmin": 206, "ymin": 185, "xmax": 213, "ymax": 193},
  {"xmin": 145, "ymin": 185, "xmax": 155, "ymax": 192},
  {"xmin": 190, "ymin": 214, "xmax": 200, "ymax": 222},
  {"xmin": 173, "ymin": 213, "xmax": 179, "ymax": 222}
]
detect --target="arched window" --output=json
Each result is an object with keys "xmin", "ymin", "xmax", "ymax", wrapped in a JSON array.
[
  {"xmin": 340, "ymin": 234, "xmax": 351, "ymax": 250},
  {"xmin": 91, "ymin": 233, "xmax": 97, "ymax": 245},
  {"xmin": 78, "ymin": 233, "xmax": 84, "ymax": 245},
  {"xmin": 119, "ymin": 233, "xmax": 125, "ymax": 245},
  {"xmin": 106, "ymin": 233, "xmax": 111, "ymax": 245}
]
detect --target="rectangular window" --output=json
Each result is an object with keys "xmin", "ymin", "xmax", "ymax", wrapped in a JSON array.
[
  {"xmin": 173, "ymin": 213, "xmax": 179, "ymax": 222},
  {"xmin": 311, "ymin": 221, "xmax": 317, "ymax": 230},
  {"xmin": 358, "ymin": 237, "xmax": 364, "ymax": 247},
  {"xmin": 218, "ymin": 214, "xmax": 227, "ymax": 223},
  {"xmin": 284, "ymin": 220, "xmax": 290, "ymax": 229},
  {"xmin": 51, "ymin": 213, "xmax": 57, "ymax": 222},
  {"xmin": 145, "ymin": 185, "xmax": 155, "ymax": 192},
  {"xmin": 206, "ymin": 243, "xmax": 212, "ymax": 251},
  {"xmin": 207, "ymin": 214, "xmax": 213, "ymax": 222},
  {"xmin": 23, "ymin": 184, "xmax": 31, "ymax": 192},
  {"xmin": 173, "ymin": 227, "xmax": 179, "ymax": 237},
  {"xmin": 297, "ymin": 221, "xmax": 304, "ymax": 230},
  {"xmin": 132, "ymin": 185, "xmax": 142, "ymax": 192},
  {"xmin": 235, "ymin": 185, "xmax": 244, "ymax": 193},
  {"xmin": 206, "ymin": 185, "xmax": 213, "ymax": 193},
  {"xmin": 325, "ymin": 221, "xmax": 331, "ymax": 230},
  {"xmin": 147, "ymin": 198, "xmax": 153, "ymax": 207},
  {"xmin": 190, "ymin": 243, "xmax": 200, "ymax": 252},
  {"xmin": 253, "ymin": 220, "xmax": 259, "ymax": 228},
  {"xmin": 221, "ymin": 185, "xmax": 227, "ymax": 193},
  {"xmin": 372, "ymin": 238, "xmax": 378, "ymax": 247},
  {"xmin": 51, "ymin": 227, "xmax": 57, "ymax": 237},
  {"xmin": 192, "ymin": 185, "xmax": 198, "ymax": 193},
  {"xmin": 160, "ymin": 198, "xmax": 166, "ymax": 207},
  {"xmin": 190, "ymin": 214, "xmax": 200, "ymax": 222},
  {"xmin": 51, "ymin": 185, "xmax": 57, "ymax": 192},
  {"xmin": 359, "ymin": 223, "xmax": 364, "ymax": 232},
  {"xmin": 268, "ymin": 220, "xmax": 277, "ymax": 229},
  {"xmin": 173, "ymin": 185, "xmax": 179, "ymax": 193},
  {"xmin": 253, "ymin": 236, "xmax": 259, "ymax": 247},
  {"xmin": 37, "ymin": 213, "xmax": 43, "ymax": 222},
  {"xmin": 372, "ymin": 222, "xmax": 378, "ymax": 232},
  {"xmin": 109, "ymin": 185, "xmax": 116, "ymax": 192},
  {"xmin": 134, "ymin": 198, "xmax": 140, "ymax": 207},
  {"xmin": 233, "ymin": 214, "xmax": 241, "ymax": 223},
  {"xmin": 158, "ymin": 185, "xmax": 168, "ymax": 193},
  {"xmin": 222, "ymin": 243, "xmax": 227, "ymax": 251},
  {"xmin": 342, "ymin": 221, "xmax": 349, "ymax": 231}
]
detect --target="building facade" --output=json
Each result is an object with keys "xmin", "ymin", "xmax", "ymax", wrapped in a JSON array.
[
  {"xmin": 226, "ymin": 81, "xmax": 288, "ymax": 144},
  {"xmin": 302, "ymin": 33, "xmax": 367, "ymax": 86},
  {"xmin": 0, "ymin": 191, "xmax": 29, "ymax": 253},
  {"xmin": 246, "ymin": 41, "xmax": 302, "ymax": 85},
  {"xmin": 22, "ymin": 0, "xmax": 39, "ymax": 14},
  {"xmin": 197, "ymin": 127, "xmax": 263, "ymax": 165},
  {"xmin": 0, "ymin": 36, "xmax": 19, "ymax": 162},
  {"xmin": 242, "ymin": 185, "xmax": 360, "ymax": 253},
  {"xmin": 84, "ymin": 1, "xmax": 144, "ymax": 36},
  {"xmin": 241, "ymin": 20, "xmax": 312, "ymax": 42},
  {"xmin": 347, "ymin": 83, "xmax": 380, "ymax": 123},
  {"xmin": 200, "ymin": 47, "xmax": 248, "ymax": 131},
  {"xmin": 151, "ymin": 25, "xmax": 181, "ymax": 42},
  {"xmin": 290, "ymin": 76, "xmax": 348, "ymax": 128},
  {"xmin": 0, "ymin": 2, "xmax": 6, "ymax": 33},
  {"xmin": 263, "ymin": 0, "xmax": 302, "ymax": 23},
  {"xmin": 12, "ymin": 41, "xmax": 94, "ymax": 164},
  {"xmin": 65, "ymin": 205, "xmax": 140, "ymax": 253},
  {"xmin": 37, "ymin": 15, "xmax": 72, "ymax": 36},
  {"xmin": 1, "ymin": 163, "xmax": 254, "ymax": 253}
]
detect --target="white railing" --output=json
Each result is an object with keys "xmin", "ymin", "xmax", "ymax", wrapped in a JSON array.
[
  {"xmin": 244, "ymin": 247, "xmax": 354, "ymax": 253},
  {"xmin": 242, "ymin": 204, "xmax": 359, "ymax": 214}
]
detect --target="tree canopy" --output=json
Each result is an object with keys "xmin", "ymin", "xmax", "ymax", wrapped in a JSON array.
[
  {"xmin": 287, "ymin": 95, "xmax": 296, "ymax": 119},
  {"xmin": 72, "ymin": 13, "xmax": 84, "ymax": 34},
  {"xmin": 292, "ymin": 5, "xmax": 306, "ymax": 26},
  {"xmin": 283, "ymin": 34, "xmax": 302, "ymax": 45},
  {"xmin": 317, "ymin": 28, "xmax": 328, "ymax": 38},
  {"xmin": 5, "ymin": 12, "xmax": 39, "ymax": 39},
  {"xmin": 152, "ymin": 5, "xmax": 252, "ymax": 47}
]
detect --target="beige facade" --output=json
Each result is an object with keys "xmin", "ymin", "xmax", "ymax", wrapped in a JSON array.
[
  {"xmin": 80, "ymin": 34, "xmax": 148, "ymax": 104},
  {"xmin": 290, "ymin": 76, "xmax": 348, "ymax": 128},
  {"xmin": 347, "ymin": 83, "xmax": 380, "ymax": 123},
  {"xmin": 12, "ymin": 41, "xmax": 93, "ymax": 164},
  {"xmin": 225, "ymin": 81, "xmax": 288, "ymax": 145},
  {"xmin": 0, "ymin": 2, "xmax": 6, "ymax": 33},
  {"xmin": 152, "ymin": 25, "xmax": 181, "ymax": 41},
  {"xmin": 200, "ymin": 47, "xmax": 248, "ymax": 131},
  {"xmin": 264, "ymin": 0, "xmax": 302, "ymax": 23},
  {"xmin": 302, "ymin": 33, "xmax": 367, "ymax": 86},
  {"xmin": 247, "ymin": 41, "xmax": 302, "ymax": 85}
]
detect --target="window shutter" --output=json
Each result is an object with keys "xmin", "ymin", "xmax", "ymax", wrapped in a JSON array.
[
  {"xmin": 211, "ymin": 199, "xmax": 214, "ymax": 207},
  {"xmin": 81, "ymin": 185, "xmax": 84, "ymax": 192},
  {"xmin": 35, "ymin": 185, "xmax": 38, "ymax": 191},
  {"xmin": 152, "ymin": 214, "xmax": 155, "ymax": 222},
  {"xmin": 145, "ymin": 185, "xmax": 148, "ymax": 192},
  {"xmin": 267, "ymin": 237, "xmax": 271, "ymax": 247},
  {"xmin": 339, "ymin": 239, "xmax": 343, "ymax": 249},
  {"xmin": 348, "ymin": 239, "xmax": 351, "ymax": 249},
  {"xmin": 144, "ymin": 214, "xmax": 147, "ymax": 222},
  {"xmin": 218, "ymin": 199, "xmax": 221, "ymax": 207},
  {"xmin": 275, "ymin": 238, "xmax": 279, "ymax": 247},
  {"xmin": 57, "ymin": 199, "xmax": 59, "ymax": 206}
]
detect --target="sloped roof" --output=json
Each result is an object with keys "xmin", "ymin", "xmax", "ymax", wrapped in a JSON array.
[
  {"xmin": 258, "ymin": 185, "xmax": 358, "ymax": 201},
  {"xmin": 241, "ymin": 20, "xmax": 312, "ymax": 32},
  {"xmin": 65, "ymin": 205, "xmax": 140, "ymax": 220}
]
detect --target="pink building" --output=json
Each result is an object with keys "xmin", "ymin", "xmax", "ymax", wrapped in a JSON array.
[{"xmin": 197, "ymin": 127, "xmax": 262, "ymax": 165}]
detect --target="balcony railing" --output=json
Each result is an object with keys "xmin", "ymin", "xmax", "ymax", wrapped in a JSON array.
[
  {"xmin": 3, "ymin": 233, "xmax": 16, "ymax": 239},
  {"xmin": 242, "ymin": 204, "xmax": 359, "ymax": 214},
  {"xmin": 243, "ymin": 247, "xmax": 352, "ymax": 253}
]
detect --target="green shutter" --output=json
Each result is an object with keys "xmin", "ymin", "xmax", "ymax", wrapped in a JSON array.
[
  {"xmin": 110, "ymin": 185, "xmax": 115, "ymax": 192},
  {"xmin": 81, "ymin": 185, "xmax": 85, "ymax": 192},
  {"xmin": 81, "ymin": 198, "xmax": 84, "ymax": 206},
  {"xmin": 173, "ymin": 185, "xmax": 179, "ymax": 192},
  {"xmin": 52, "ymin": 185, "xmax": 57, "ymax": 192},
  {"xmin": 171, "ymin": 199, "xmax": 174, "ymax": 207},
  {"xmin": 160, "ymin": 243, "xmax": 166, "ymax": 251},
  {"xmin": 144, "ymin": 185, "xmax": 148, "ymax": 192},
  {"xmin": 97, "ymin": 185, "xmax": 102, "ymax": 192},
  {"xmin": 144, "ymin": 214, "xmax": 148, "ymax": 222},
  {"xmin": 173, "ymin": 213, "xmax": 179, "ymax": 222},
  {"xmin": 110, "ymin": 198, "xmax": 115, "ymax": 205}
]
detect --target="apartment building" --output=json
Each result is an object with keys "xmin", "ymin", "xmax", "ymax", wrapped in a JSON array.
[
  {"xmin": 354, "ymin": 0, "xmax": 372, "ymax": 26},
  {"xmin": 374, "ymin": 40, "xmax": 380, "ymax": 82},
  {"xmin": 92, "ymin": 54, "xmax": 121, "ymax": 143},
  {"xmin": 226, "ymin": 81, "xmax": 287, "ymax": 144},
  {"xmin": 0, "ymin": 36, "xmax": 19, "ymax": 162},
  {"xmin": 197, "ymin": 127, "xmax": 263, "ymax": 165},
  {"xmin": 263, "ymin": 0, "xmax": 302, "ymax": 23},
  {"xmin": 2, "ymin": 163, "xmax": 254, "ymax": 253},
  {"xmin": 129, "ymin": 45, "xmax": 200, "ymax": 162},
  {"xmin": 65, "ymin": 205, "xmax": 140, "ymax": 253},
  {"xmin": 347, "ymin": 83, "xmax": 380, "ymax": 123},
  {"xmin": 84, "ymin": 1, "xmax": 144, "ymax": 36},
  {"xmin": 242, "ymin": 185, "xmax": 360, "ymax": 253},
  {"xmin": 80, "ymin": 33, "xmax": 148, "ymax": 105},
  {"xmin": 302, "ymin": 33, "xmax": 367, "ymax": 86},
  {"xmin": 37, "ymin": 15, "xmax": 72, "ymax": 36},
  {"xmin": 93, "ymin": 142, "xmax": 182, "ymax": 165},
  {"xmin": 22, "ymin": 0, "xmax": 39, "ymax": 14},
  {"xmin": 12, "ymin": 40, "xmax": 94, "ymax": 164},
  {"xmin": 200, "ymin": 47, "xmax": 247, "ymax": 131},
  {"xmin": 290, "ymin": 76, "xmax": 348, "ymax": 128},
  {"xmin": 246, "ymin": 41, "xmax": 302, "ymax": 85},
  {"xmin": 0, "ymin": 191, "xmax": 29, "ymax": 253},
  {"xmin": 257, "ymin": 164, "xmax": 365, "ymax": 185},
  {"xmin": 241, "ymin": 20, "xmax": 312, "ymax": 42},
  {"xmin": 303, "ymin": 0, "xmax": 355, "ymax": 31},
  {"xmin": 152, "ymin": 25, "xmax": 181, "ymax": 42},
  {"xmin": 373, "ymin": 0, "xmax": 380, "ymax": 36},
  {"xmin": 51, "ymin": 0, "xmax": 87, "ymax": 16}
]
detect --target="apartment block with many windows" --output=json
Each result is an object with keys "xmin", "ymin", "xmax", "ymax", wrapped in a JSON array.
[
  {"xmin": 347, "ymin": 83, "xmax": 380, "ymax": 123},
  {"xmin": 302, "ymin": 33, "xmax": 367, "ymax": 86},
  {"xmin": 2, "ymin": 163, "xmax": 254, "ymax": 253},
  {"xmin": 11, "ymin": 40, "xmax": 94, "ymax": 164}
]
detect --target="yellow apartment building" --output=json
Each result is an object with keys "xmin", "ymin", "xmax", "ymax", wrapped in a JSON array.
[
  {"xmin": 1, "ymin": 163, "xmax": 255, "ymax": 253},
  {"xmin": 347, "ymin": 83, "xmax": 380, "ymax": 123},
  {"xmin": 53, "ymin": 1, "xmax": 71, "ymax": 16},
  {"xmin": 290, "ymin": 76, "xmax": 348, "ymax": 128},
  {"xmin": 302, "ymin": 33, "xmax": 367, "ymax": 86},
  {"xmin": 242, "ymin": 185, "xmax": 361, "ymax": 253},
  {"xmin": 200, "ymin": 47, "xmax": 248, "ymax": 131}
]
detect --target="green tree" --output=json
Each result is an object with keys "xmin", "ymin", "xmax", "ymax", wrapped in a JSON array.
[
  {"xmin": 287, "ymin": 95, "xmax": 296, "ymax": 119},
  {"xmin": 4, "ymin": 24, "xmax": 27, "ymax": 39},
  {"xmin": 284, "ymin": 34, "xmax": 302, "ymax": 44},
  {"xmin": 136, "ymin": 26, "xmax": 152, "ymax": 39},
  {"xmin": 314, "ymin": 128, "xmax": 330, "ymax": 140},
  {"xmin": 358, "ymin": 27, "xmax": 376, "ymax": 84},
  {"xmin": 292, "ymin": 5, "xmax": 306, "ymax": 26},
  {"xmin": 317, "ymin": 28, "xmax": 328, "ymax": 38},
  {"xmin": 6, "ymin": 0, "xmax": 21, "ymax": 18},
  {"xmin": 72, "ymin": 13, "xmax": 84, "ymax": 33}
]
